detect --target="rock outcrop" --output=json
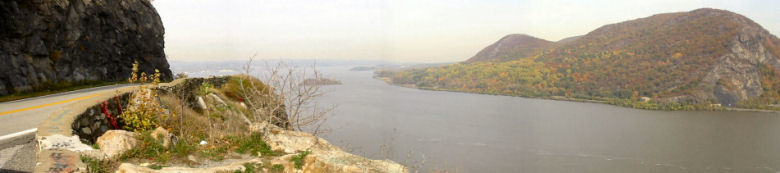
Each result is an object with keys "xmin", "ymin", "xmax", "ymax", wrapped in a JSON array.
[
  {"xmin": 257, "ymin": 123, "xmax": 408, "ymax": 173},
  {"xmin": 0, "ymin": 0, "xmax": 172, "ymax": 95}
]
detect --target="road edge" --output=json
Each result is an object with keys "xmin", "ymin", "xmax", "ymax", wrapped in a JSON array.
[{"xmin": 0, "ymin": 128, "xmax": 37, "ymax": 145}]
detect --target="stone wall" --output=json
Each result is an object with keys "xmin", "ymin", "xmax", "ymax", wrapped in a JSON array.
[{"xmin": 71, "ymin": 92, "xmax": 130, "ymax": 144}]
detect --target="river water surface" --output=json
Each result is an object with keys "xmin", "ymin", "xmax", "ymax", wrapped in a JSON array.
[{"xmin": 314, "ymin": 66, "xmax": 780, "ymax": 173}]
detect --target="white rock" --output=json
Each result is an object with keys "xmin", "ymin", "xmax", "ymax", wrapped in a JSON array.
[
  {"xmin": 197, "ymin": 96, "xmax": 207, "ymax": 110},
  {"xmin": 37, "ymin": 134, "xmax": 94, "ymax": 152}
]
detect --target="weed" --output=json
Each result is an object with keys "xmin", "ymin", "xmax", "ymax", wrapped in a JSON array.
[
  {"xmin": 234, "ymin": 132, "xmax": 276, "ymax": 157},
  {"xmin": 200, "ymin": 146, "xmax": 228, "ymax": 161},
  {"xmin": 209, "ymin": 113, "xmax": 225, "ymax": 121},
  {"xmin": 290, "ymin": 150, "xmax": 311, "ymax": 169},
  {"xmin": 148, "ymin": 164, "xmax": 163, "ymax": 170},
  {"xmin": 271, "ymin": 164, "xmax": 284, "ymax": 172},
  {"xmin": 172, "ymin": 139, "xmax": 196, "ymax": 157},
  {"xmin": 81, "ymin": 156, "xmax": 106, "ymax": 173},
  {"xmin": 124, "ymin": 130, "xmax": 168, "ymax": 163}
]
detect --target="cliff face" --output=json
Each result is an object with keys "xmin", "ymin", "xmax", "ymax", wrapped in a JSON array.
[
  {"xmin": 0, "ymin": 0, "xmax": 172, "ymax": 95},
  {"xmin": 699, "ymin": 9, "xmax": 780, "ymax": 106}
]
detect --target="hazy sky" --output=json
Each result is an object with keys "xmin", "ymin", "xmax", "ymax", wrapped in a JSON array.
[{"xmin": 153, "ymin": 0, "xmax": 780, "ymax": 63}]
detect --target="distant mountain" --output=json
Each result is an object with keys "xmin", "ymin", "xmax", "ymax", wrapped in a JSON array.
[
  {"xmin": 556, "ymin": 35, "xmax": 583, "ymax": 44},
  {"xmin": 465, "ymin": 34, "xmax": 553, "ymax": 62},
  {"xmin": 381, "ymin": 8, "xmax": 780, "ymax": 110}
]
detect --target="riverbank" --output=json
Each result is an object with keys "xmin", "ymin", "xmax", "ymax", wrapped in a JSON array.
[{"xmin": 375, "ymin": 76, "xmax": 780, "ymax": 113}]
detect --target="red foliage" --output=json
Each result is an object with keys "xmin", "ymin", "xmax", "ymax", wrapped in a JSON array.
[{"xmin": 101, "ymin": 101, "xmax": 119, "ymax": 129}]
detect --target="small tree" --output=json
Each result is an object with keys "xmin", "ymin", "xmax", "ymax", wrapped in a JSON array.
[
  {"xmin": 119, "ymin": 61, "xmax": 166, "ymax": 131},
  {"xmin": 237, "ymin": 57, "xmax": 334, "ymax": 135}
]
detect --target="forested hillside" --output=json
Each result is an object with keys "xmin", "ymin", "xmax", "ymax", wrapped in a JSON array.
[
  {"xmin": 465, "ymin": 34, "xmax": 553, "ymax": 62},
  {"xmin": 380, "ymin": 8, "xmax": 780, "ymax": 110}
]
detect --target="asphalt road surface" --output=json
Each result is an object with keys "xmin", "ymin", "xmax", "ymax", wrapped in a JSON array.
[{"xmin": 0, "ymin": 84, "xmax": 132, "ymax": 172}]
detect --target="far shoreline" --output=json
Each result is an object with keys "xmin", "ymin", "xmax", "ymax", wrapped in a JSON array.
[{"xmin": 373, "ymin": 76, "xmax": 780, "ymax": 114}]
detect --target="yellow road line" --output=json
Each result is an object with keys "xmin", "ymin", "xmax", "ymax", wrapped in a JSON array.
[{"xmin": 0, "ymin": 92, "xmax": 105, "ymax": 115}]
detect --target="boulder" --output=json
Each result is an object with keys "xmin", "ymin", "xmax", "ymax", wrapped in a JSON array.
[{"xmin": 96, "ymin": 130, "xmax": 137, "ymax": 158}]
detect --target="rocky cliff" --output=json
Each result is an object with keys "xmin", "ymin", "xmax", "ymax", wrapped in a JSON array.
[
  {"xmin": 697, "ymin": 9, "xmax": 780, "ymax": 106},
  {"xmin": 0, "ymin": 0, "xmax": 172, "ymax": 96}
]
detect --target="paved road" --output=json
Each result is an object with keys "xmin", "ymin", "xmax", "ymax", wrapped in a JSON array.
[{"xmin": 0, "ymin": 84, "xmax": 133, "ymax": 172}]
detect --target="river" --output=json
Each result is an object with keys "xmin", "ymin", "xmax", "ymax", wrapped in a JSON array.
[{"xmin": 314, "ymin": 66, "xmax": 780, "ymax": 173}]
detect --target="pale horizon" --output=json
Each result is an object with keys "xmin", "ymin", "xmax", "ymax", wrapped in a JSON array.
[{"xmin": 153, "ymin": 0, "xmax": 780, "ymax": 63}]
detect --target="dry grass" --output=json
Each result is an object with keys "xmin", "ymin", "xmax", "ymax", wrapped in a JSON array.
[
  {"xmin": 221, "ymin": 74, "xmax": 272, "ymax": 102},
  {"xmin": 158, "ymin": 94, "xmax": 210, "ymax": 140}
]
